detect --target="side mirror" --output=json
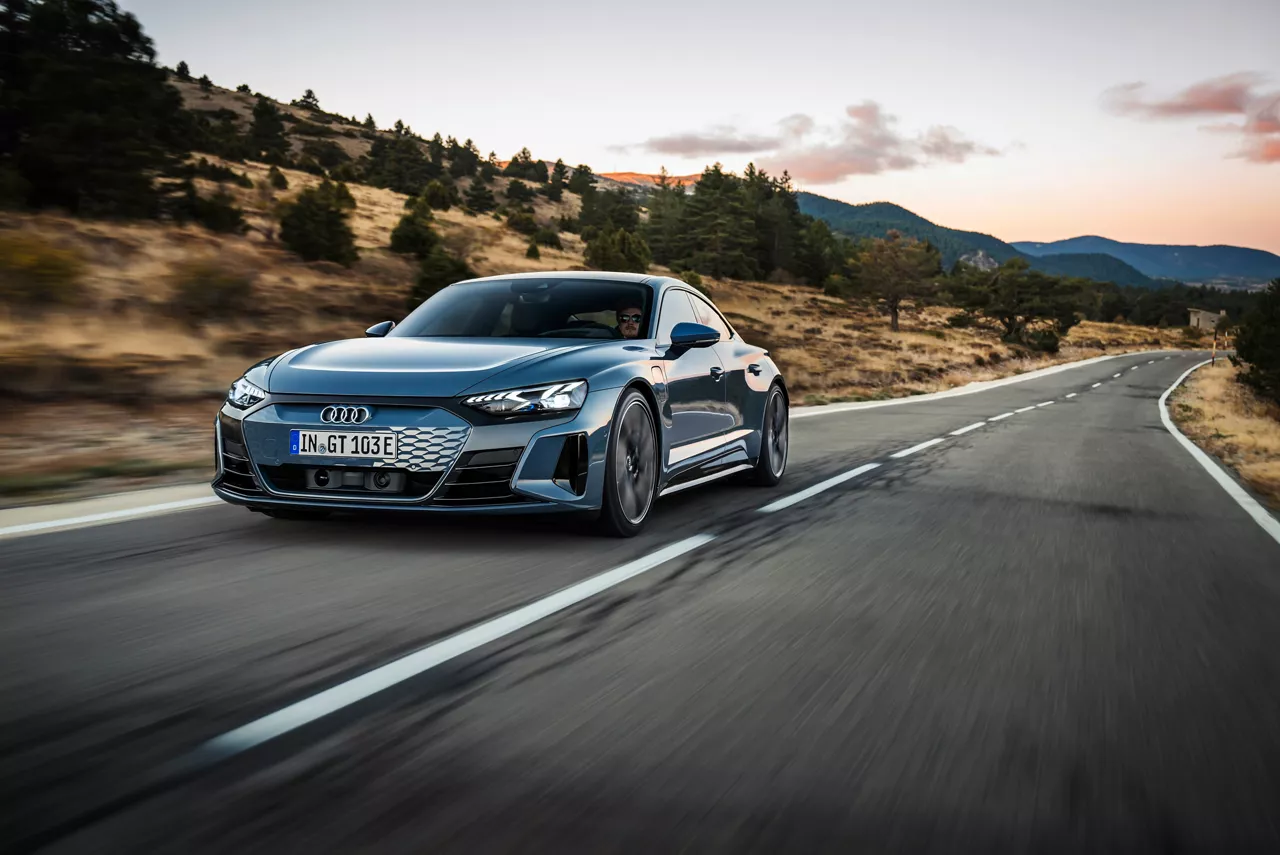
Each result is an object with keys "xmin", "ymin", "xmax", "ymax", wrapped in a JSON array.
[
  {"xmin": 669, "ymin": 322, "xmax": 720, "ymax": 350},
  {"xmin": 365, "ymin": 320, "xmax": 396, "ymax": 338}
]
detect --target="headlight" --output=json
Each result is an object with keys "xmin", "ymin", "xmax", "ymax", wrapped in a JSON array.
[
  {"xmin": 462, "ymin": 380, "xmax": 587, "ymax": 416},
  {"xmin": 227, "ymin": 376, "xmax": 267, "ymax": 409}
]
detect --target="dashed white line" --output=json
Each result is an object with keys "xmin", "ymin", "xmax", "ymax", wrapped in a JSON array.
[
  {"xmin": 1148, "ymin": 360, "xmax": 1155, "ymax": 364},
  {"xmin": 988, "ymin": 412, "xmax": 1015, "ymax": 421},
  {"xmin": 1014, "ymin": 406, "xmax": 1036, "ymax": 413},
  {"xmin": 950, "ymin": 421, "xmax": 987, "ymax": 436},
  {"xmin": 200, "ymin": 533, "xmax": 719, "ymax": 757},
  {"xmin": 1092, "ymin": 382, "xmax": 1102, "ymax": 388},
  {"xmin": 1130, "ymin": 366, "xmax": 1140, "ymax": 371},
  {"xmin": 1036, "ymin": 401, "xmax": 1055, "ymax": 407},
  {"xmin": 1113, "ymin": 373, "xmax": 1123, "ymax": 378},
  {"xmin": 1065, "ymin": 393, "xmax": 1077, "ymax": 398},
  {"xmin": 757, "ymin": 463, "xmax": 881, "ymax": 513},
  {"xmin": 890, "ymin": 437, "xmax": 946, "ymax": 458}
]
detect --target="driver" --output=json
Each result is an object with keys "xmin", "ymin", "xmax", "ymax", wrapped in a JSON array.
[{"xmin": 615, "ymin": 305, "xmax": 643, "ymax": 339}]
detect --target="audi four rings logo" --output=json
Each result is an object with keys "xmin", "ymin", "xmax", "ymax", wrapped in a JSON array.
[{"xmin": 320, "ymin": 405, "xmax": 372, "ymax": 424}]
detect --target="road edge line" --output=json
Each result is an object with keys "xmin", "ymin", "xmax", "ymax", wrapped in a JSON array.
[
  {"xmin": 1158, "ymin": 360, "xmax": 1280, "ymax": 547},
  {"xmin": 791, "ymin": 349, "xmax": 1180, "ymax": 420}
]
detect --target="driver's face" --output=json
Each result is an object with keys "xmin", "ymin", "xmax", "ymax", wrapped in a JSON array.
[{"xmin": 617, "ymin": 307, "xmax": 642, "ymax": 339}]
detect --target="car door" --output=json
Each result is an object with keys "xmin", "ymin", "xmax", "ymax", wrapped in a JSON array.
[
  {"xmin": 656, "ymin": 289, "xmax": 731, "ymax": 454},
  {"xmin": 688, "ymin": 291, "xmax": 750, "ymax": 433}
]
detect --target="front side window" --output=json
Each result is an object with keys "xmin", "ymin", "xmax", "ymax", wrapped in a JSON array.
[
  {"xmin": 390, "ymin": 279, "xmax": 653, "ymax": 340},
  {"xmin": 689, "ymin": 293, "xmax": 733, "ymax": 340},
  {"xmin": 656, "ymin": 290, "xmax": 699, "ymax": 343}
]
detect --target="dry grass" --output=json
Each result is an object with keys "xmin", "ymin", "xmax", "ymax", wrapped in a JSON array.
[{"xmin": 1170, "ymin": 361, "xmax": 1280, "ymax": 509}]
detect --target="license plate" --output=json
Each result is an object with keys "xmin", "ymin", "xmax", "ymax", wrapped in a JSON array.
[{"xmin": 289, "ymin": 430, "xmax": 397, "ymax": 459}]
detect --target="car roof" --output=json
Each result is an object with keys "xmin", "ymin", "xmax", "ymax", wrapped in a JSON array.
[{"xmin": 457, "ymin": 270, "xmax": 668, "ymax": 289}]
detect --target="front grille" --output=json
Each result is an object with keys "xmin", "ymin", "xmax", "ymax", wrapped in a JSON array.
[{"xmin": 432, "ymin": 448, "xmax": 530, "ymax": 506}]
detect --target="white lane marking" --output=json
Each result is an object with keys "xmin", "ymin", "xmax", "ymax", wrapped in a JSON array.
[
  {"xmin": 1148, "ymin": 360, "xmax": 1156, "ymax": 364},
  {"xmin": 891, "ymin": 437, "xmax": 946, "ymax": 459},
  {"xmin": 1092, "ymin": 383, "xmax": 1102, "ymax": 388},
  {"xmin": 0, "ymin": 497, "xmax": 221, "ymax": 539},
  {"xmin": 1036, "ymin": 401, "xmax": 1055, "ymax": 407},
  {"xmin": 950, "ymin": 422, "xmax": 986, "ymax": 436},
  {"xmin": 201, "ymin": 533, "xmax": 718, "ymax": 758},
  {"xmin": 1130, "ymin": 366, "xmax": 1140, "ymax": 371},
  {"xmin": 1065, "ymin": 393, "xmax": 1077, "ymax": 398},
  {"xmin": 1159, "ymin": 361, "xmax": 1280, "ymax": 547},
  {"xmin": 1014, "ymin": 406, "xmax": 1036, "ymax": 413},
  {"xmin": 1113, "ymin": 373, "xmax": 1123, "ymax": 378},
  {"xmin": 757, "ymin": 463, "xmax": 881, "ymax": 513},
  {"xmin": 988, "ymin": 412, "xmax": 1015, "ymax": 421},
  {"xmin": 791, "ymin": 350, "xmax": 1176, "ymax": 420}
]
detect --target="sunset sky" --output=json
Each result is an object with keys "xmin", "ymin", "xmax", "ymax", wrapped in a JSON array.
[{"xmin": 123, "ymin": 0, "xmax": 1280, "ymax": 253}]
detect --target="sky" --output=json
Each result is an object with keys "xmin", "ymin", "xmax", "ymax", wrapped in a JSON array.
[{"xmin": 122, "ymin": 0, "xmax": 1280, "ymax": 253}]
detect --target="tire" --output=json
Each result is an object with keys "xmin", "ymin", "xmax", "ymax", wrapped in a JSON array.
[
  {"xmin": 748, "ymin": 384, "xmax": 788, "ymax": 487},
  {"xmin": 260, "ymin": 508, "xmax": 331, "ymax": 521},
  {"xmin": 597, "ymin": 389, "xmax": 659, "ymax": 537}
]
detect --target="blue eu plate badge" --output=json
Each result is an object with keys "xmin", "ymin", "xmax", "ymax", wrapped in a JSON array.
[{"xmin": 289, "ymin": 430, "xmax": 300, "ymax": 454}]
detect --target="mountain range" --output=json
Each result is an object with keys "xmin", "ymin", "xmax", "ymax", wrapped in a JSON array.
[
  {"xmin": 1012, "ymin": 236, "xmax": 1280, "ymax": 286},
  {"xmin": 794, "ymin": 193, "xmax": 1157, "ymax": 287},
  {"xmin": 600, "ymin": 173, "xmax": 1277, "ymax": 289}
]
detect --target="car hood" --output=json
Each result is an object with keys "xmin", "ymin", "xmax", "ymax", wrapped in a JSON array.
[{"xmin": 265, "ymin": 337, "xmax": 597, "ymax": 398}]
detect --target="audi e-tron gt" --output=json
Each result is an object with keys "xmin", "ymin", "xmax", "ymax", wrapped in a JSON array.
[{"xmin": 214, "ymin": 272, "xmax": 789, "ymax": 535}]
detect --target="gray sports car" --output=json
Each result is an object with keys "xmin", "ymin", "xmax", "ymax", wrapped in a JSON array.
[{"xmin": 213, "ymin": 271, "xmax": 789, "ymax": 535}]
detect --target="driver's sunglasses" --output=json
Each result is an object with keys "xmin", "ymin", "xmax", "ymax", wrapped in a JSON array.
[{"xmin": 617, "ymin": 313, "xmax": 642, "ymax": 323}]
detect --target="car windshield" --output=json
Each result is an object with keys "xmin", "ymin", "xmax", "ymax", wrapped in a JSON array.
[{"xmin": 389, "ymin": 278, "xmax": 653, "ymax": 339}]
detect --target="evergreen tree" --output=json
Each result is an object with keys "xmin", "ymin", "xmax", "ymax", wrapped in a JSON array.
[
  {"xmin": 422, "ymin": 179, "xmax": 459, "ymax": 210},
  {"xmin": 506, "ymin": 179, "xmax": 536, "ymax": 204},
  {"xmin": 298, "ymin": 89, "xmax": 321, "ymax": 110},
  {"xmin": 363, "ymin": 113, "xmax": 377, "ymax": 131},
  {"xmin": 585, "ymin": 228, "xmax": 651, "ymax": 273},
  {"xmin": 566, "ymin": 164, "xmax": 596, "ymax": 195},
  {"xmin": 543, "ymin": 160, "xmax": 565, "ymax": 202},
  {"xmin": 464, "ymin": 179, "xmax": 496, "ymax": 213},
  {"xmin": 1233, "ymin": 279, "xmax": 1280, "ymax": 403},
  {"xmin": 642, "ymin": 170, "xmax": 688, "ymax": 266},
  {"xmin": 408, "ymin": 246, "xmax": 474, "ymax": 307},
  {"xmin": 279, "ymin": 180, "xmax": 359, "ymax": 266},
  {"xmin": 267, "ymin": 165, "xmax": 288, "ymax": 190},
  {"xmin": 363, "ymin": 134, "xmax": 441, "ymax": 195},
  {"xmin": 0, "ymin": 0, "xmax": 191, "ymax": 217},
  {"xmin": 448, "ymin": 138, "xmax": 481, "ymax": 178},
  {"xmin": 674, "ymin": 165, "xmax": 757, "ymax": 280},
  {"xmin": 526, "ymin": 241, "xmax": 541, "ymax": 260},
  {"xmin": 578, "ymin": 187, "xmax": 640, "ymax": 234},
  {"xmin": 427, "ymin": 133, "xmax": 445, "ymax": 165},
  {"xmin": 175, "ymin": 60, "xmax": 190, "ymax": 80},
  {"xmin": 249, "ymin": 97, "xmax": 290, "ymax": 164},
  {"xmin": 389, "ymin": 198, "xmax": 440, "ymax": 258},
  {"xmin": 197, "ymin": 74, "xmax": 212, "ymax": 92},
  {"xmin": 236, "ymin": 83, "xmax": 251, "ymax": 94}
]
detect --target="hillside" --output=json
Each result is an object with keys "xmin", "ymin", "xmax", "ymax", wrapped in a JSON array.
[
  {"xmin": 0, "ymin": 155, "xmax": 1200, "ymax": 502},
  {"xmin": 796, "ymin": 193, "xmax": 1156, "ymax": 287},
  {"xmin": 1014, "ymin": 236, "xmax": 1280, "ymax": 286}
]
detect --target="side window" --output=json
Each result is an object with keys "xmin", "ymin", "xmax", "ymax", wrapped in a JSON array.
[
  {"xmin": 689, "ymin": 293, "xmax": 733, "ymax": 339},
  {"xmin": 656, "ymin": 291, "xmax": 699, "ymax": 343}
]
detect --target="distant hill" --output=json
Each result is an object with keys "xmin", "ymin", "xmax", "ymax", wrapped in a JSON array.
[
  {"xmin": 599, "ymin": 171, "xmax": 700, "ymax": 188},
  {"xmin": 1012, "ymin": 236, "xmax": 1280, "ymax": 286},
  {"xmin": 796, "ymin": 193, "xmax": 1156, "ymax": 288}
]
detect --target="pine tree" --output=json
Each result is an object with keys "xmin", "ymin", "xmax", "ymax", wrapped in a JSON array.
[
  {"xmin": 363, "ymin": 113, "xmax": 377, "ymax": 131},
  {"xmin": 464, "ymin": 180, "xmax": 496, "ymax": 213},
  {"xmin": 1, "ymin": 0, "xmax": 191, "ymax": 217},
  {"xmin": 198, "ymin": 74, "xmax": 212, "ymax": 92},
  {"xmin": 267, "ymin": 165, "xmax": 288, "ymax": 190},
  {"xmin": 279, "ymin": 180, "xmax": 359, "ymax": 266},
  {"xmin": 176, "ymin": 60, "xmax": 190, "ymax": 80},
  {"xmin": 249, "ymin": 97, "xmax": 290, "ymax": 164},
  {"xmin": 428, "ymin": 133, "xmax": 445, "ymax": 165},
  {"xmin": 236, "ymin": 83, "xmax": 251, "ymax": 94},
  {"xmin": 566, "ymin": 164, "xmax": 596, "ymax": 195},
  {"xmin": 642, "ymin": 170, "xmax": 688, "ymax": 266},
  {"xmin": 543, "ymin": 159, "xmax": 565, "ymax": 202},
  {"xmin": 585, "ymin": 228, "xmax": 651, "ymax": 273},
  {"xmin": 409, "ymin": 246, "xmax": 474, "ymax": 307},
  {"xmin": 298, "ymin": 89, "xmax": 321, "ymax": 110}
]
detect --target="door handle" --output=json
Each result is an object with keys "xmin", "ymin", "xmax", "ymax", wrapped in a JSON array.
[
  {"xmin": 748, "ymin": 363, "xmax": 762, "ymax": 376},
  {"xmin": 709, "ymin": 367, "xmax": 725, "ymax": 381}
]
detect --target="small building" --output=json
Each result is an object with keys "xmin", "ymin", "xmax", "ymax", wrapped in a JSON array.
[{"xmin": 1188, "ymin": 308, "xmax": 1225, "ymax": 330}]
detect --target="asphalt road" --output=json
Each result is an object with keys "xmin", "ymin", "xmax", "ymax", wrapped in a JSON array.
[{"xmin": 4, "ymin": 350, "xmax": 1280, "ymax": 853}]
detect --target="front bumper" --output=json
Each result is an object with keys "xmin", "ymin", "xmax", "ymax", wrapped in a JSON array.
[{"xmin": 213, "ymin": 389, "xmax": 621, "ymax": 514}]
